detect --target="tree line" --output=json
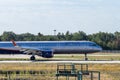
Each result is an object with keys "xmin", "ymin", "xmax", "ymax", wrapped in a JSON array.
[{"xmin": 0, "ymin": 31, "xmax": 120, "ymax": 50}]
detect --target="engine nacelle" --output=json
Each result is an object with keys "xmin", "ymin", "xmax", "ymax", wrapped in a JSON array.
[{"xmin": 41, "ymin": 51, "xmax": 54, "ymax": 58}]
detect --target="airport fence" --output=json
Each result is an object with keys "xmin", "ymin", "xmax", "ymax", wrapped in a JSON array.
[{"xmin": 0, "ymin": 70, "xmax": 119, "ymax": 80}]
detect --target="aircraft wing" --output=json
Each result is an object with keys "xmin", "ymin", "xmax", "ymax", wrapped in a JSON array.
[
  {"xmin": 18, "ymin": 46, "xmax": 42, "ymax": 55},
  {"xmin": 11, "ymin": 40, "xmax": 54, "ymax": 59},
  {"xmin": 11, "ymin": 40, "xmax": 42, "ymax": 55}
]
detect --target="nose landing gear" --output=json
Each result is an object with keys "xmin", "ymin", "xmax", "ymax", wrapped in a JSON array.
[{"xmin": 85, "ymin": 53, "xmax": 88, "ymax": 61}]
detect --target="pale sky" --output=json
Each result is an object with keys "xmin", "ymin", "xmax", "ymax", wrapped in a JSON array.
[{"xmin": 0, "ymin": 0, "xmax": 120, "ymax": 35}]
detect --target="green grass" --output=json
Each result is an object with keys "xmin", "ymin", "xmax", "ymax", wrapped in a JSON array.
[
  {"xmin": 0, "ymin": 53, "xmax": 119, "ymax": 79},
  {"xmin": 0, "ymin": 63, "xmax": 119, "ymax": 80}
]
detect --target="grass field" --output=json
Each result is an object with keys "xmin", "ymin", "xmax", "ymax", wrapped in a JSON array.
[
  {"xmin": 0, "ymin": 53, "xmax": 119, "ymax": 80},
  {"xmin": 0, "ymin": 63, "xmax": 119, "ymax": 80}
]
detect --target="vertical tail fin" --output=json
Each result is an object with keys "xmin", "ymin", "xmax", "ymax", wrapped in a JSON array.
[{"xmin": 11, "ymin": 40, "xmax": 17, "ymax": 46}]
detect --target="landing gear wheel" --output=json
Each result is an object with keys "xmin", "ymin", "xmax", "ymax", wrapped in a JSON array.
[
  {"xmin": 30, "ymin": 56, "xmax": 35, "ymax": 61},
  {"xmin": 85, "ymin": 57, "xmax": 88, "ymax": 61}
]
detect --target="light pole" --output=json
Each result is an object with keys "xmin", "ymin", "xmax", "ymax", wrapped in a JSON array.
[{"xmin": 53, "ymin": 30, "xmax": 56, "ymax": 36}]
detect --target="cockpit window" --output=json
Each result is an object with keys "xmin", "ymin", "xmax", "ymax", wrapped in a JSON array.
[
  {"xmin": 89, "ymin": 43, "xmax": 97, "ymax": 46},
  {"xmin": 91, "ymin": 44, "xmax": 97, "ymax": 46}
]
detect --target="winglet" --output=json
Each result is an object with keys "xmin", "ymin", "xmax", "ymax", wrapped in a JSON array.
[{"xmin": 11, "ymin": 40, "xmax": 17, "ymax": 46}]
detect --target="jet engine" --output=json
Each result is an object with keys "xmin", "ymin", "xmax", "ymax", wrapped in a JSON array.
[{"xmin": 40, "ymin": 51, "xmax": 54, "ymax": 58}]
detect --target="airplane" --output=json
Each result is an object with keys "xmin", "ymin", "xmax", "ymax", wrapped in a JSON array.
[{"xmin": 0, "ymin": 40, "xmax": 102, "ymax": 60}]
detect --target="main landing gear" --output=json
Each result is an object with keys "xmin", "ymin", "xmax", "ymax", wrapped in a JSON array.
[
  {"xmin": 30, "ymin": 54, "xmax": 36, "ymax": 61},
  {"xmin": 30, "ymin": 56, "xmax": 35, "ymax": 60}
]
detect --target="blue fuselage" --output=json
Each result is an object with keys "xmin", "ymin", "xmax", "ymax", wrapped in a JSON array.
[{"xmin": 0, "ymin": 41, "xmax": 102, "ymax": 54}]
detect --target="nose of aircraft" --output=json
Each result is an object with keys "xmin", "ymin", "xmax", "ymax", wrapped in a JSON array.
[{"xmin": 98, "ymin": 46, "xmax": 102, "ymax": 51}]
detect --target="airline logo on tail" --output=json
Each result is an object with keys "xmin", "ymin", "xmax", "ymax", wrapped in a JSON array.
[
  {"xmin": 11, "ymin": 40, "xmax": 17, "ymax": 46},
  {"xmin": 11, "ymin": 40, "xmax": 20, "ymax": 48}
]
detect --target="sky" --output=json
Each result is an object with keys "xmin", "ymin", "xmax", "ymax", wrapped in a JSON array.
[{"xmin": 0, "ymin": 0, "xmax": 120, "ymax": 35}]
